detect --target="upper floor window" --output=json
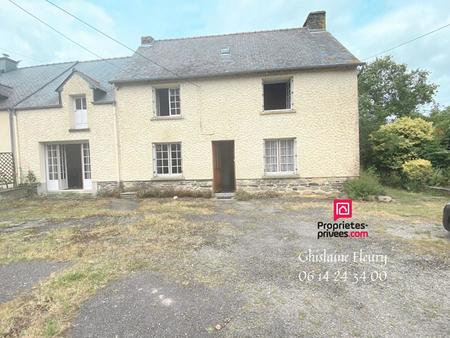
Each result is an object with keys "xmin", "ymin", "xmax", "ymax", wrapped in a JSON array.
[
  {"xmin": 264, "ymin": 138, "xmax": 296, "ymax": 174},
  {"xmin": 155, "ymin": 87, "xmax": 180, "ymax": 117},
  {"xmin": 263, "ymin": 79, "xmax": 292, "ymax": 111},
  {"xmin": 74, "ymin": 96, "xmax": 88, "ymax": 129}
]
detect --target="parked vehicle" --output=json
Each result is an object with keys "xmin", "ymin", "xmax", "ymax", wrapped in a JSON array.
[{"xmin": 444, "ymin": 202, "xmax": 450, "ymax": 231}]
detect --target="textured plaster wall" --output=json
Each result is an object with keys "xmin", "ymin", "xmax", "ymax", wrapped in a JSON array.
[
  {"xmin": 0, "ymin": 111, "xmax": 11, "ymax": 152},
  {"xmin": 16, "ymin": 73, "xmax": 118, "ymax": 184},
  {"xmin": 116, "ymin": 68, "xmax": 360, "ymax": 182}
]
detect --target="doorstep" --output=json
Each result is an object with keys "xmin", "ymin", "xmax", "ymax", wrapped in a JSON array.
[{"xmin": 214, "ymin": 192, "xmax": 235, "ymax": 200}]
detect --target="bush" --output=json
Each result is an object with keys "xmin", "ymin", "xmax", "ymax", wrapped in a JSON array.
[
  {"xmin": 370, "ymin": 117, "xmax": 434, "ymax": 171},
  {"xmin": 25, "ymin": 170, "xmax": 37, "ymax": 184},
  {"xmin": 401, "ymin": 159, "xmax": 433, "ymax": 191},
  {"xmin": 235, "ymin": 190, "xmax": 280, "ymax": 201},
  {"xmin": 380, "ymin": 171, "xmax": 403, "ymax": 188},
  {"xmin": 343, "ymin": 170, "xmax": 384, "ymax": 200},
  {"xmin": 97, "ymin": 188, "xmax": 121, "ymax": 198},
  {"xmin": 136, "ymin": 187, "xmax": 212, "ymax": 198},
  {"xmin": 429, "ymin": 168, "xmax": 450, "ymax": 187}
]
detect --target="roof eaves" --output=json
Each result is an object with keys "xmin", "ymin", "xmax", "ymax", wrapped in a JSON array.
[{"xmin": 111, "ymin": 62, "xmax": 363, "ymax": 85}]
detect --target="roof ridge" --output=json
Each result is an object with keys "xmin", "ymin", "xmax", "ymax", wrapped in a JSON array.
[
  {"xmin": 11, "ymin": 55, "xmax": 130, "ymax": 71},
  {"xmin": 151, "ymin": 26, "xmax": 307, "ymax": 43}
]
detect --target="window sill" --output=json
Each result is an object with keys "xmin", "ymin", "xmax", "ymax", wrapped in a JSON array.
[
  {"xmin": 262, "ymin": 173, "xmax": 299, "ymax": 179},
  {"xmin": 69, "ymin": 128, "xmax": 90, "ymax": 132},
  {"xmin": 152, "ymin": 175, "xmax": 185, "ymax": 181},
  {"xmin": 151, "ymin": 116, "xmax": 183, "ymax": 121},
  {"xmin": 260, "ymin": 109, "xmax": 296, "ymax": 115}
]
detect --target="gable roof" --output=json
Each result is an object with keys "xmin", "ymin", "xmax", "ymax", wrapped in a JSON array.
[
  {"xmin": 112, "ymin": 27, "xmax": 361, "ymax": 84},
  {"xmin": 0, "ymin": 57, "xmax": 129, "ymax": 111},
  {"xmin": 55, "ymin": 69, "xmax": 107, "ymax": 93}
]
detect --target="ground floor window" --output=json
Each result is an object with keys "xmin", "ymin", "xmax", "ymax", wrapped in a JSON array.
[
  {"xmin": 153, "ymin": 143, "xmax": 182, "ymax": 175},
  {"xmin": 264, "ymin": 138, "xmax": 296, "ymax": 174}
]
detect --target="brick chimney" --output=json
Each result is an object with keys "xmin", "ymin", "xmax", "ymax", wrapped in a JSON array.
[
  {"xmin": 303, "ymin": 11, "xmax": 326, "ymax": 30},
  {"xmin": 0, "ymin": 54, "xmax": 19, "ymax": 73},
  {"xmin": 141, "ymin": 36, "xmax": 154, "ymax": 46}
]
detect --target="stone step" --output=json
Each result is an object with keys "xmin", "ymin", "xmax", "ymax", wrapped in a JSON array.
[
  {"xmin": 214, "ymin": 192, "xmax": 235, "ymax": 200},
  {"xmin": 120, "ymin": 191, "xmax": 137, "ymax": 199}
]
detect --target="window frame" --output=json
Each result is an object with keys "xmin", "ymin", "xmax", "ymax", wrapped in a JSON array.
[
  {"xmin": 73, "ymin": 95, "xmax": 88, "ymax": 129},
  {"xmin": 153, "ymin": 86, "xmax": 181, "ymax": 118},
  {"xmin": 152, "ymin": 142, "xmax": 183, "ymax": 177},
  {"xmin": 262, "ymin": 77, "xmax": 293, "ymax": 112},
  {"xmin": 263, "ymin": 138, "xmax": 297, "ymax": 175}
]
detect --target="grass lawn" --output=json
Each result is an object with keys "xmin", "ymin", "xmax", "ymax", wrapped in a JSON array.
[
  {"xmin": 353, "ymin": 188, "xmax": 448, "ymax": 223},
  {"xmin": 0, "ymin": 188, "xmax": 448, "ymax": 337}
]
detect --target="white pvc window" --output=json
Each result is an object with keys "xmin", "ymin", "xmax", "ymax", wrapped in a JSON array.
[
  {"xmin": 82, "ymin": 143, "xmax": 91, "ymax": 179},
  {"xmin": 155, "ymin": 87, "xmax": 180, "ymax": 116},
  {"xmin": 47, "ymin": 144, "xmax": 59, "ymax": 180},
  {"xmin": 264, "ymin": 139, "xmax": 296, "ymax": 174},
  {"xmin": 74, "ymin": 96, "xmax": 88, "ymax": 129},
  {"xmin": 153, "ymin": 143, "xmax": 182, "ymax": 175}
]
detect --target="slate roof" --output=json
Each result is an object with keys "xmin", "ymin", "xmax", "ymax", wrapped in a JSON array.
[
  {"xmin": 0, "ymin": 57, "xmax": 129, "ymax": 110},
  {"xmin": 0, "ymin": 83, "xmax": 13, "ymax": 99},
  {"xmin": 0, "ymin": 26, "xmax": 361, "ymax": 110},
  {"xmin": 112, "ymin": 27, "xmax": 361, "ymax": 84}
]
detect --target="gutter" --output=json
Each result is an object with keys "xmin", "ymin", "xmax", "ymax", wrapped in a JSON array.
[{"xmin": 8, "ymin": 108, "xmax": 18, "ymax": 184}]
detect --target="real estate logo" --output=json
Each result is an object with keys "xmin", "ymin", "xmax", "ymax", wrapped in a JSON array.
[
  {"xmin": 316, "ymin": 199, "xmax": 368, "ymax": 239},
  {"xmin": 333, "ymin": 199, "xmax": 352, "ymax": 221}
]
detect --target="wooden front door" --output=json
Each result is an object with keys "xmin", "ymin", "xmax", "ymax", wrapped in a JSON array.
[
  {"xmin": 212, "ymin": 141, "xmax": 235, "ymax": 193},
  {"xmin": 212, "ymin": 141, "xmax": 221, "ymax": 192}
]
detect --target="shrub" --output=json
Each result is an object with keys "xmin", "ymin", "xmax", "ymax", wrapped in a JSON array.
[
  {"xmin": 370, "ymin": 117, "xmax": 434, "ymax": 171},
  {"xmin": 380, "ymin": 171, "xmax": 402, "ymax": 188},
  {"xmin": 429, "ymin": 168, "xmax": 450, "ymax": 187},
  {"xmin": 136, "ymin": 187, "xmax": 212, "ymax": 198},
  {"xmin": 235, "ymin": 190, "xmax": 280, "ymax": 201},
  {"xmin": 25, "ymin": 170, "xmax": 37, "ymax": 184},
  {"xmin": 343, "ymin": 170, "xmax": 385, "ymax": 200},
  {"xmin": 401, "ymin": 159, "xmax": 433, "ymax": 191},
  {"xmin": 97, "ymin": 188, "xmax": 121, "ymax": 198}
]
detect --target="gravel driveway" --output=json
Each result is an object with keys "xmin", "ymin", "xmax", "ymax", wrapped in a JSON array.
[{"xmin": 72, "ymin": 198, "xmax": 450, "ymax": 337}]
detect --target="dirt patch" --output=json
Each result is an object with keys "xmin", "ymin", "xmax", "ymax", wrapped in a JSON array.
[
  {"xmin": 71, "ymin": 271, "xmax": 241, "ymax": 337},
  {"xmin": 0, "ymin": 214, "xmax": 143, "ymax": 234},
  {"xmin": 106, "ymin": 199, "xmax": 139, "ymax": 211},
  {"xmin": 0, "ymin": 261, "xmax": 70, "ymax": 304}
]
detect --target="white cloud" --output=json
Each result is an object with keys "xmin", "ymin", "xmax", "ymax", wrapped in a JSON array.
[
  {"xmin": 349, "ymin": 1, "xmax": 450, "ymax": 106},
  {"xmin": 0, "ymin": 0, "xmax": 125, "ymax": 65},
  {"xmin": 1, "ymin": 0, "xmax": 449, "ymax": 105}
]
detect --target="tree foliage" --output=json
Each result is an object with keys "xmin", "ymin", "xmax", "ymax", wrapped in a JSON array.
[
  {"xmin": 358, "ymin": 56, "xmax": 438, "ymax": 167},
  {"xmin": 370, "ymin": 117, "xmax": 433, "ymax": 171}
]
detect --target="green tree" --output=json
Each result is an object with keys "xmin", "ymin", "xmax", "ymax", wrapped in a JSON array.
[
  {"xmin": 358, "ymin": 56, "xmax": 438, "ymax": 167},
  {"xmin": 424, "ymin": 106, "xmax": 450, "ymax": 168},
  {"xmin": 370, "ymin": 117, "xmax": 434, "ymax": 171},
  {"xmin": 428, "ymin": 106, "xmax": 450, "ymax": 149}
]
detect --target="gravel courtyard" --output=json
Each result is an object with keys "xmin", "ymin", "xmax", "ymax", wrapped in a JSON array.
[{"xmin": 0, "ymin": 191, "xmax": 449, "ymax": 337}]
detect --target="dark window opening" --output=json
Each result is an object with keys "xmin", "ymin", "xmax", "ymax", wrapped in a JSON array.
[
  {"xmin": 156, "ymin": 88, "xmax": 170, "ymax": 116},
  {"xmin": 263, "ymin": 81, "xmax": 291, "ymax": 111},
  {"xmin": 155, "ymin": 87, "xmax": 180, "ymax": 116}
]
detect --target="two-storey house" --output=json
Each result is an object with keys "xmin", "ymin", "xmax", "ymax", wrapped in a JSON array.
[{"xmin": 0, "ymin": 11, "xmax": 362, "ymax": 195}]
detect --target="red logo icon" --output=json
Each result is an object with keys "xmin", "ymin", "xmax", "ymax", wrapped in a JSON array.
[{"xmin": 333, "ymin": 199, "xmax": 352, "ymax": 221}]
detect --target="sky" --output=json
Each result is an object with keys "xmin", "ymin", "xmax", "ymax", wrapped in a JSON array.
[{"xmin": 1, "ymin": 0, "xmax": 449, "ymax": 107}]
